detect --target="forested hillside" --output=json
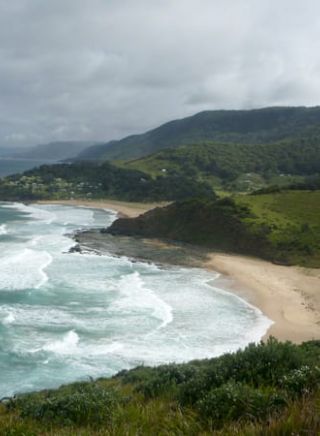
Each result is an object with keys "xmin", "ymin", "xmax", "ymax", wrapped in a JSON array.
[
  {"xmin": 120, "ymin": 136, "xmax": 320, "ymax": 190},
  {"xmin": 107, "ymin": 190, "xmax": 320, "ymax": 267},
  {"xmin": 75, "ymin": 106, "xmax": 320, "ymax": 161},
  {"xmin": 0, "ymin": 161, "xmax": 213, "ymax": 202}
]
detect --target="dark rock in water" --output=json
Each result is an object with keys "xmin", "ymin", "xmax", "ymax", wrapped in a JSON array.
[{"xmin": 69, "ymin": 244, "xmax": 82, "ymax": 253}]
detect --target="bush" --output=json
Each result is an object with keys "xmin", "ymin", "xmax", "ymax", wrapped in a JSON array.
[
  {"xmin": 221, "ymin": 338, "xmax": 306, "ymax": 386},
  {"xmin": 280, "ymin": 365, "xmax": 320, "ymax": 396},
  {"xmin": 178, "ymin": 339, "xmax": 306, "ymax": 407},
  {"xmin": 13, "ymin": 383, "xmax": 120, "ymax": 426},
  {"xmin": 135, "ymin": 364, "xmax": 200, "ymax": 399},
  {"xmin": 197, "ymin": 382, "xmax": 287, "ymax": 426}
]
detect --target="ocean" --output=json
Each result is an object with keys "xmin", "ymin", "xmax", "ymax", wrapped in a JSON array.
[
  {"xmin": 0, "ymin": 203, "xmax": 272, "ymax": 397},
  {"xmin": 0, "ymin": 158, "xmax": 55, "ymax": 177}
]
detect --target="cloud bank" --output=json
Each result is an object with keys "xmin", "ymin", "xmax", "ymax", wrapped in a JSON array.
[{"xmin": 1, "ymin": 0, "xmax": 320, "ymax": 146}]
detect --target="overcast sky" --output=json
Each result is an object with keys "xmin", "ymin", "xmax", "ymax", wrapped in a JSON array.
[{"xmin": 1, "ymin": 0, "xmax": 320, "ymax": 147}]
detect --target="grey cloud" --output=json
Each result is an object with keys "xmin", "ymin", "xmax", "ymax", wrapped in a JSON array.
[{"xmin": 0, "ymin": 0, "xmax": 320, "ymax": 147}]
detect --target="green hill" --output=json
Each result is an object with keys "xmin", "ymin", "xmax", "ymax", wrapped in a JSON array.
[
  {"xmin": 75, "ymin": 106, "xmax": 320, "ymax": 161},
  {"xmin": 107, "ymin": 190, "xmax": 320, "ymax": 267},
  {"xmin": 120, "ymin": 136, "xmax": 320, "ymax": 190},
  {"xmin": 0, "ymin": 161, "xmax": 214, "ymax": 202}
]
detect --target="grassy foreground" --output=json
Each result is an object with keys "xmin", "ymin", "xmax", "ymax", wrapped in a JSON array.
[{"xmin": 1, "ymin": 339, "xmax": 320, "ymax": 435}]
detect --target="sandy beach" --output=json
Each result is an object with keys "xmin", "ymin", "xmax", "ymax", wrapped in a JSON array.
[
  {"xmin": 39, "ymin": 199, "xmax": 320, "ymax": 344},
  {"xmin": 205, "ymin": 254, "xmax": 320, "ymax": 343}
]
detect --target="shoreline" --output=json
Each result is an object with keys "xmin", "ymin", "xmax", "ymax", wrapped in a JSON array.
[
  {"xmin": 40, "ymin": 199, "xmax": 320, "ymax": 344},
  {"xmin": 205, "ymin": 253, "xmax": 320, "ymax": 343},
  {"xmin": 35, "ymin": 199, "xmax": 167, "ymax": 218}
]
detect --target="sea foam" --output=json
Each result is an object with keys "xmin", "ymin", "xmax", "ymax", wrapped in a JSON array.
[
  {"xmin": 0, "ymin": 202, "xmax": 273, "ymax": 398},
  {"xmin": 42, "ymin": 330, "xmax": 80, "ymax": 355},
  {"xmin": 111, "ymin": 271, "xmax": 173, "ymax": 329},
  {"xmin": 0, "ymin": 248, "xmax": 52, "ymax": 291},
  {"xmin": 2, "ymin": 202, "xmax": 56, "ymax": 224},
  {"xmin": 0, "ymin": 224, "xmax": 8, "ymax": 235},
  {"xmin": 2, "ymin": 312, "xmax": 15, "ymax": 325}
]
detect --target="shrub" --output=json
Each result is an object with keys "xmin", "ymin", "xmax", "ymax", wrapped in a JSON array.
[
  {"xmin": 135, "ymin": 364, "xmax": 199, "ymax": 399},
  {"xmin": 179, "ymin": 339, "xmax": 306, "ymax": 407},
  {"xmin": 197, "ymin": 382, "xmax": 287, "ymax": 426},
  {"xmin": 223, "ymin": 338, "xmax": 306, "ymax": 386},
  {"xmin": 280, "ymin": 365, "xmax": 320, "ymax": 396},
  {"xmin": 13, "ymin": 383, "xmax": 120, "ymax": 427}
]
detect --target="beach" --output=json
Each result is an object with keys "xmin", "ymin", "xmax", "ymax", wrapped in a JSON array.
[
  {"xmin": 205, "ymin": 254, "xmax": 320, "ymax": 343},
  {"xmin": 1, "ymin": 201, "xmax": 270, "ymax": 396},
  {"xmin": 41, "ymin": 199, "xmax": 320, "ymax": 344},
  {"xmin": 36, "ymin": 199, "xmax": 168, "ymax": 218}
]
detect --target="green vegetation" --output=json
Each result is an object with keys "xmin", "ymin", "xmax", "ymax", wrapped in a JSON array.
[
  {"xmin": 107, "ymin": 190, "xmax": 320, "ymax": 267},
  {"xmin": 2, "ymin": 108, "xmax": 320, "ymax": 203},
  {"xmin": 119, "ymin": 137, "xmax": 320, "ymax": 191},
  {"xmin": 0, "ymin": 161, "xmax": 214, "ymax": 202},
  {"xmin": 1, "ymin": 339, "xmax": 320, "ymax": 434},
  {"xmin": 76, "ymin": 106, "xmax": 320, "ymax": 161},
  {"xmin": 238, "ymin": 190, "xmax": 320, "ymax": 266}
]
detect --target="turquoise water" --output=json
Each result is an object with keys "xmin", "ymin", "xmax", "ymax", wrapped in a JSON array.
[{"xmin": 0, "ymin": 203, "xmax": 272, "ymax": 397}]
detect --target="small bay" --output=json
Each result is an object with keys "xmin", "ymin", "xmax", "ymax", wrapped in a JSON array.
[{"xmin": 0, "ymin": 202, "xmax": 271, "ymax": 397}]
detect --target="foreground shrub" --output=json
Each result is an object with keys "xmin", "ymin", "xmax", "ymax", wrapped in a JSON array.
[
  {"xmin": 135, "ymin": 364, "xmax": 199, "ymax": 399},
  {"xmin": 178, "ymin": 339, "xmax": 310, "ymax": 406},
  {"xmin": 197, "ymin": 382, "xmax": 287, "ymax": 427},
  {"xmin": 12, "ymin": 382, "xmax": 120, "ymax": 426},
  {"xmin": 280, "ymin": 365, "xmax": 320, "ymax": 396}
]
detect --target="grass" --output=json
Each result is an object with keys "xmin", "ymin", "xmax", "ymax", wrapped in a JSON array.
[{"xmin": 237, "ymin": 190, "xmax": 320, "ymax": 266}]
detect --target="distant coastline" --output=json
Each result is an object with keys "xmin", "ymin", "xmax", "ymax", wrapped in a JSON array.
[
  {"xmin": 0, "ymin": 157, "xmax": 56, "ymax": 178},
  {"xmin": 44, "ymin": 199, "xmax": 320, "ymax": 345}
]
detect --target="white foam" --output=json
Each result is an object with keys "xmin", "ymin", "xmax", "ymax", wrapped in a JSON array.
[
  {"xmin": 42, "ymin": 330, "xmax": 79, "ymax": 355},
  {"xmin": 0, "ymin": 248, "xmax": 52, "ymax": 291},
  {"xmin": 28, "ymin": 232, "xmax": 75, "ymax": 254},
  {"xmin": 39, "ymin": 205, "xmax": 95, "ymax": 227},
  {"xmin": 202, "ymin": 280, "xmax": 274, "ymax": 344},
  {"xmin": 0, "ymin": 224, "xmax": 8, "ymax": 235},
  {"xmin": 83, "ymin": 341, "xmax": 124, "ymax": 357},
  {"xmin": 0, "ymin": 202, "xmax": 274, "ymax": 398},
  {"xmin": 0, "ymin": 305, "xmax": 86, "ymax": 329},
  {"xmin": 102, "ymin": 208, "xmax": 118, "ymax": 224},
  {"xmin": 112, "ymin": 271, "xmax": 173, "ymax": 329},
  {"xmin": 2, "ymin": 312, "xmax": 15, "ymax": 325},
  {"xmin": 3, "ymin": 202, "xmax": 56, "ymax": 224}
]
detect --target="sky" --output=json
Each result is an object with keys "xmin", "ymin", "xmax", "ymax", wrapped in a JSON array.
[{"xmin": 1, "ymin": 0, "xmax": 320, "ymax": 147}]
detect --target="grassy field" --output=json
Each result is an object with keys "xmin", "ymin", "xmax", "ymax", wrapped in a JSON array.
[{"xmin": 237, "ymin": 190, "xmax": 320, "ymax": 267}]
